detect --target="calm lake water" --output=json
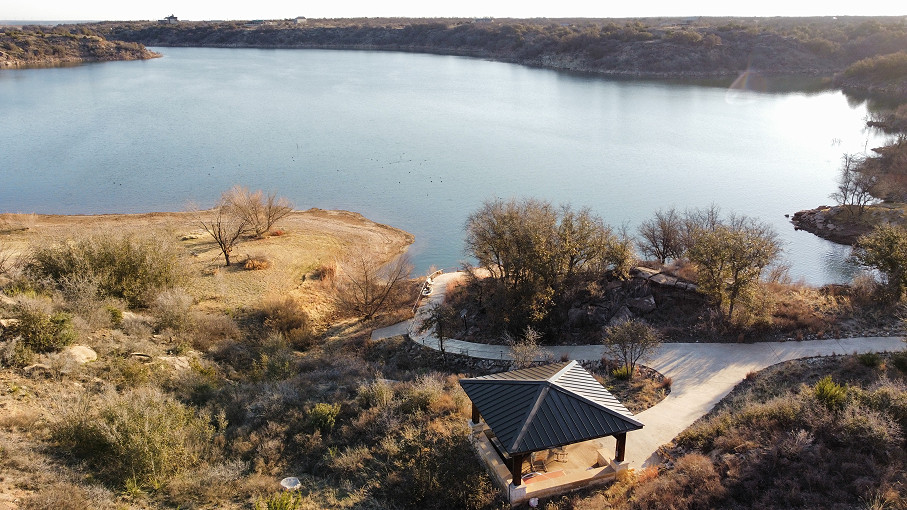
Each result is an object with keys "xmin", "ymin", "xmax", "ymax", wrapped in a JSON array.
[{"xmin": 0, "ymin": 48, "xmax": 888, "ymax": 284}]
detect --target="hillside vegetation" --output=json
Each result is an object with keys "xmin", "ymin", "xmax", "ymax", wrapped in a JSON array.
[
  {"xmin": 539, "ymin": 353, "xmax": 907, "ymax": 510},
  {"xmin": 0, "ymin": 25, "xmax": 159, "ymax": 67},
  {"xmin": 93, "ymin": 16, "xmax": 907, "ymax": 81}
]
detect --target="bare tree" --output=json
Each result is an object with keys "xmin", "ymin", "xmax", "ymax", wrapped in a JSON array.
[
  {"xmin": 223, "ymin": 185, "xmax": 293, "ymax": 237},
  {"xmin": 197, "ymin": 201, "xmax": 249, "ymax": 267},
  {"xmin": 602, "ymin": 318, "xmax": 661, "ymax": 378},
  {"xmin": 0, "ymin": 241, "xmax": 13, "ymax": 277},
  {"xmin": 509, "ymin": 326, "xmax": 545, "ymax": 369},
  {"xmin": 335, "ymin": 253, "xmax": 413, "ymax": 321},
  {"xmin": 830, "ymin": 154, "xmax": 877, "ymax": 215},
  {"xmin": 637, "ymin": 207, "xmax": 683, "ymax": 264}
]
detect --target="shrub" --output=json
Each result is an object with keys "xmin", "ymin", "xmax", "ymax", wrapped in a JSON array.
[
  {"xmin": 401, "ymin": 374, "xmax": 445, "ymax": 415},
  {"xmin": 666, "ymin": 30, "xmax": 704, "ymax": 44},
  {"xmin": 106, "ymin": 305, "xmax": 123, "ymax": 327},
  {"xmin": 20, "ymin": 483, "xmax": 95, "ymax": 510},
  {"xmin": 630, "ymin": 453, "xmax": 725, "ymax": 509},
  {"xmin": 150, "ymin": 287, "xmax": 194, "ymax": 332},
  {"xmin": 262, "ymin": 296, "xmax": 315, "ymax": 349},
  {"xmin": 53, "ymin": 387, "xmax": 216, "ymax": 489},
  {"xmin": 892, "ymin": 352, "xmax": 907, "ymax": 373},
  {"xmin": 844, "ymin": 51, "xmax": 907, "ymax": 84},
  {"xmin": 835, "ymin": 401, "xmax": 902, "ymax": 450},
  {"xmin": 27, "ymin": 234, "xmax": 184, "ymax": 308},
  {"xmin": 611, "ymin": 365, "xmax": 633, "ymax": 380},
  {"xmin": 254, "ymin": 491, "xmax": 301, "ymax": 510},
  {"xmin": 858, "ymin": 352, "xmax": 882, "ymax": 368},
  {"xmin": 244, "ymin": 254, "xmax": 272, "ymax": 270},
  {"xmin": 357, "ymin": 379, "xmax": 395, "ymax": 408},
  {"xmin": 814, "ymin": 375, "xmax": 847, "ymax": 411},
  {"xmin": 11, "ymin": 302, "xmax": 75, "ymax": 353},
  {"xmin": 190, "ymin": 313, "xmax": 240, "ymax": 351},
  {"xmin": 0, "ymin": 337, "xmax": 33, "ymax": 368},
  {"xmin": 251, "ymin": 351, "xmax": 295, "ymax": 382},
  {"xmin": 307, "ymin": 402, "xmax": 341, "ymax": 436}
]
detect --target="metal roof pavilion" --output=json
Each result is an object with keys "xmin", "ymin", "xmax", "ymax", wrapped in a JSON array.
[{"xmin": 460, "ymin": 361, "xmax": 643, "ymax": 457}]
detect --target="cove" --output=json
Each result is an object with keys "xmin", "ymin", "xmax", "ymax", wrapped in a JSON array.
[{"xmin": 0, "ymin": 47, "xmax": 888, "ymax": 284}]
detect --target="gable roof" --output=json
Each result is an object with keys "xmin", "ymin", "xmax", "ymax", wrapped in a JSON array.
[{"xmin": 460, "ymin": 361, "xmax": 643, "ymax": 455}]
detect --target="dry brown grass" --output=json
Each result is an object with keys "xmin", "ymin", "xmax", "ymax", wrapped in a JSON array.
[{"xmin": 0, "ymin": 210, "xmax": 412, "ymax": 314}]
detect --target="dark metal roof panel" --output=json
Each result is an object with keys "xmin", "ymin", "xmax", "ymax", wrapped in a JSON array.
[
  {"xmin": 460, "ymin": 361, "xmax": 644, "ymax": 455},
  {"xmin": 473, "ymin": 362, "xmax": 570, "ymax": 382},
  {"xmin": 460, "ymin": 380, "xmax": 543, "ymax": 451},
  {"xmin": 514, "ymin": 385, "xmax": 642, "ymax": 453}
]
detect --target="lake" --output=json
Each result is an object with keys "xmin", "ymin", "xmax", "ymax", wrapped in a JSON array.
[{"xmin": 0, "ymin": 47, "xmax": 888, "ymax": 284}]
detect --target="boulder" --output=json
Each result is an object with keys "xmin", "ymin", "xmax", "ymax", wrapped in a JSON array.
[
  {"xmin": 627, "ymin": 295, "xmax": 657, "ymax": 314},
  {"xmin": 608, "ymin": 306, "xmax": 634, "ymax": 326},
  {"xmin": 159, "ymin": 355, "xmax": 190, "ymax": 371},
  {"xmin": 64, "ymin": 345, "xmax": 97, "ymax": 364},
  {"xmin": 650, "ymin": 273, "xmax": 677, "ymax": 286}
]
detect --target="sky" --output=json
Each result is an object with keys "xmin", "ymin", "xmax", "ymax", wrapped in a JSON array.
[{"xmin": 4, "ymin": 0, "xmax": 906, "ymax": 21}]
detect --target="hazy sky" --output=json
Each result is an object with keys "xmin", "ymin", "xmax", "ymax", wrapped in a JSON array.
[{"xmin": 5, "ymin": 0, "xmax": 906, "ymax": 21}]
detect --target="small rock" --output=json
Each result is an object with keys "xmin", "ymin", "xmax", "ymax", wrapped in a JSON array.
[
  {"xmin": 0, "ymin": 318, "xmax": 20, "ymax": 329},
  {"xmin": 130, "ymin": 352, "xmax": 153, "ymax": 363},
  {"xmin": 23, "ymin": 363, "xmax": 52, "ymax": 375}
]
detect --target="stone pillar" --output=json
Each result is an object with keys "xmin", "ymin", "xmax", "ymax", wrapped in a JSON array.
[
  {"xmin": 510, "ymin": 453, "xmax": 527, "ymax": 487},
  {"xmin": 615, "ymin": 432, "xmax": 627, "ymax": 463}
]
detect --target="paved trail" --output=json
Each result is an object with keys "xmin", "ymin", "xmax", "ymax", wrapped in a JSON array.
[{"xmin": 371, "ymin": 272, "xmax": 906, "ymax": 468}]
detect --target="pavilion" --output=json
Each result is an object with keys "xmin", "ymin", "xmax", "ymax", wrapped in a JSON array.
[{"xmin": 460, "ymin": 361, "xmax": 643, "ymax": 504}]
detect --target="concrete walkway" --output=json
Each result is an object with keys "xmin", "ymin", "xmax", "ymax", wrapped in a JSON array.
[{"xmin": 371, "ymin": 271, "xmax": 906, "ymax": 468}]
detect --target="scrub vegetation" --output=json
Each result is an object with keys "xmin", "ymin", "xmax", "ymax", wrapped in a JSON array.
[
  {"xmin": 529, "ymin": 353, "xmax": 907, "ymax": 510},
  {"xmin": 95, "ymin": 16, "xmax": 907, "ymax": 84},
  {"xmin": 0, "ymin": 25, "xmax": 158, "ymax": 67}
]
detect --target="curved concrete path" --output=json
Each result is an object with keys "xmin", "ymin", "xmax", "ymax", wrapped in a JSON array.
[{"xmin": 371, "ymin": 272, "xmax": 906, "ymax": 468}]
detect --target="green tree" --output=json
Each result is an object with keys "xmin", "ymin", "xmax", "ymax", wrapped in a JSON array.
[
  {"xmin": 602, "ymin": 318, "xmax": 661, "ymax": 378},
  {"xmin": 417, "ymin": 301, "xmax": 458, "ymax": 357},
  {"xmin": 687, "ymin": 215, "xmax": 780, "ymax": 323},
  {"xmin": 853, "ymin": 223, "xmax": 907, "ymax": 301}
]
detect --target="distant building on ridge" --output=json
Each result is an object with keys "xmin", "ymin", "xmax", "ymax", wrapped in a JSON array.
[{"xmin": 160, "ymin": 14, "xmax": 178, "ymax": 24}]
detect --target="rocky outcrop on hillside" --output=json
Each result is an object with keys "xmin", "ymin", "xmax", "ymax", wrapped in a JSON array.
[
  {"xmin": 791, "ymin": 206, "xmax": 875, "ymax": 245},
  {"xmin": 0, "ymin": 28, "xmax": 159, "ymax": 68},
  {"xmin": 564, "ymin": 267, "xmax": 699, "ymax": 330}
]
